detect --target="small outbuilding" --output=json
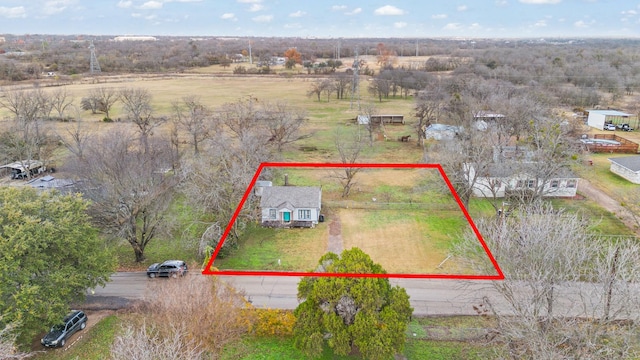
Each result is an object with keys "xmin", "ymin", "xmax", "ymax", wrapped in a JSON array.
[
  {"xmin": 260, "ymin": 186, "xmax": 322, "ymax": 228},
  {"xmin": 608, "ymin": 156, "xmax": 640, "ymax": 184},
  {"xmin": 586, "ymin": 110, "xmax": 637, "ymax": 130}
]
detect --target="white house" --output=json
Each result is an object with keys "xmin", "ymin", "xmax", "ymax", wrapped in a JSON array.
[
  {"xmin": 260, "ymin": 186, "xmax": 322, "ymax": 228},
  {"xmin": 608, "ymin": 156, "xmax": 640, "ymax": 184},
  {"xmin": 586, "ymin": 110, "xmax": 635, "ymax": 130},
  {"xmin": 467, "ymin": 162, "xmax": 579, "ymax": 198}
]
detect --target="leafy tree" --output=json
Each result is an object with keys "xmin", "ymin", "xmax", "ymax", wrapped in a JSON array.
[
  {"xmin": 294, "ymin": 248, "xmax": 412, "ymax": 360},
  {"xmin": 284, "ymin": 47, "xmax": 302, "ymax": 67},
  {"xmin": 0, "ymin": 187, "xmax": 115, "ymax": 345}
]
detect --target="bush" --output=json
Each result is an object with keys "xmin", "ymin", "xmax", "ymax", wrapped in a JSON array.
[
  {"xmin": 138, "ymin": 275, "xmax": 252, "ymax": 355},
  {"xmin": 249, "ymin": 309, "xmax": 296, "ymax": 337}
]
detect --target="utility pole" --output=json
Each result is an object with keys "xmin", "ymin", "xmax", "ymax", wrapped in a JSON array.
[
  {"xmin": 89, "ymin": 41, "xmax": 101, "ymax": 74},
  {"xmin": 350, "ymin": 46, "xmax": 360, "ymax": 111}
]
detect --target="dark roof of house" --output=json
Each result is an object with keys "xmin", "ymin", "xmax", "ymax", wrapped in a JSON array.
[
  {"xmin": 260, "ymin": 186, "xmax": 322, "ymax": 209},
  {"xmin": 609, "ymin": 156, "xmax": 640, "ymax": 172}
]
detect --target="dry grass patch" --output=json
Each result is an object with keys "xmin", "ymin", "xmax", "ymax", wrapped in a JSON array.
[{"xmin": 339, "ymin": 208, "xmax": 475, "ymax": 274}]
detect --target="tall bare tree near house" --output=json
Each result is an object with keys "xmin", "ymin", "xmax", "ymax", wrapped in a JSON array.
[
  {"xmin": 180, "ymin": 131, "xmax": 274, "ymax": 254},
  {"xmin": 120, "ymin": 87, "xmax": 164, "ymax": 153},
  {"xmin": 71, "ymin": 129, "xmax": 179, "ymax": 262},
  {"xmin": 171, "ymin": 95, "xmax": 215, "ymax": 156},
  {"xmin": 456, "ymin": 202, "xmax": 640, "ymax": 359},
  {"xmin": 334, "ymin": 128, "xmax": 365, "ymax": 198},
  {"xmin": 261, "ymin": 101, "xmax": 309, "ymax": 152}
]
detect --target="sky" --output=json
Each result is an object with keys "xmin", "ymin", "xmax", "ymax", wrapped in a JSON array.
[{"xmin": 0, "ymin": 0, "xmax": 639, "ymax": 38}]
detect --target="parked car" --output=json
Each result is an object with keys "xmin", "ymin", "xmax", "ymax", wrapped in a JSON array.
[
  {"xmin": 147, "ymin": 260, "xmax": 188, "ymax": 278},
  {"xmin": 41, "ymin": 310, "xmax": 87, "ymax": 348},
  {"xmin": 616, "ymin": 123, "xmax": 634, "ymax": 131},
  {"xmin": 604, "ymin": 123, "xmax": 616, "ymax": 131}
]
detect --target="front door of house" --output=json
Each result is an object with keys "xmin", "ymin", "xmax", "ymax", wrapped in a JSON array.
[{"xmin": 283, "ymin": 211, "xmax": 291, "ymax": 222}]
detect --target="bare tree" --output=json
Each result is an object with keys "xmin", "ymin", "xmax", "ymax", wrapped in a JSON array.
[
  {"xmin": 414, "ymin": 81, "xmax": 446, "ymax": 147},
  {"xmin": 48, "ymin": 88, "xmax": 74, "ymax": 120},
  {"xmin": 457, "ymin": 203, "xmax": 640, "ymax": 359},
  {"xmin": 111, "ymin": 323, "xmax": 205, "ymax": 360},
  {"xmin": 72, "ymin": 129, "xmax": 179, "ymax": 262},
  {"xmin": 171, "ymin": 95, "xmax": 215, "ymax": 156},
  {"xmin": 120, "ymin": 87, "xmax": 164, "ymax": 152},
  {"xmin": 181, "ymin": 130, "xmax": 274, "ymax": 251},
  {"xmin": 58, "ymin": 117, "xmax": 94, "ymax": 160},
  {"xmin": 0, "ymin": 89, "xmax": 53, "ymax": 176},
  {"xmin": 334, "ymin": 128, "xmax": 365, "ymax": 198},
  {"xmin": 261, "ymin": 101, "xmax": 309, "ymax": 152},
  {"xmin": 306, "ymin": 79, "xmax": 332, "ymax": 102},
  {"xmin": 89, "ymin": 87, "xmax": 120, "ymax": 120}
]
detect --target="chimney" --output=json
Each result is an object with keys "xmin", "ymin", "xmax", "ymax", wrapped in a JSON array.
[{"xmin": 284, "ymin": 174, "xmax": 289, "ymax": 186}]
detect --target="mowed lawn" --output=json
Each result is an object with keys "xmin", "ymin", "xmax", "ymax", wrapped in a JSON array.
[{"xmin": 338, "ymin": 208, "xmax": 479, "ymax": 274}]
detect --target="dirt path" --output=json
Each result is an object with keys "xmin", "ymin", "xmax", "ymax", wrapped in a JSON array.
[
  {"xmin": 327, "ymin": 213, "xmax": 343, "ymax": 254},
  {"xmin": 578, "ymin": 179, "xmax": 640, "ymax": 236}
]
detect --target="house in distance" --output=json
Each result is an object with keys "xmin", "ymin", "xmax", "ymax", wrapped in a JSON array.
[{"xmin": 259, "ymin": 184, "xmax": 322, "ymax": 228}]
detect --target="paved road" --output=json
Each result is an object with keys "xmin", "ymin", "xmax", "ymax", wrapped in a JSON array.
[
  {"xmin": 90, "ymin": 272, "xmax": 507, "ymax": 316},
  {"xmin": 90, "ymin": 272, "xmax": 637, "ymax": 319}
]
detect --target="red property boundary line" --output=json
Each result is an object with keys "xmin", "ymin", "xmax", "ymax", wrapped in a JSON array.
[{"xmin": 202, "ymin": 162, "xmax": 504, "ymax": 280}]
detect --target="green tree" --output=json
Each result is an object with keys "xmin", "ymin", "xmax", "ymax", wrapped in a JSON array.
[
  {"xmin": 293, "ymin": 248, "xmax": 412, "ymax": 360},
  {"xmin": 0, "ymin": 187, "xmax": 115, "ymax": 345}
]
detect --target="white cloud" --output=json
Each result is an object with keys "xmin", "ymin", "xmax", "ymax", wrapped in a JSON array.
[
  {"xmin": 469, "ymin": 23, "xmax": 481, "ymax": 30},
  {"xmin": 346, "ymin": 8, "xmax": 362, "ymax": 15},
  {"xmin": 519, "ymin": 0, "xmax": 561, "ymax": 4},
  {"xmin": 443, "ymin": 23, "xmax": 462, "ymax": 30},
  {"xmin": 495, "ymin": 0, "xmax": 508, "ymax": 5},
  {"xmin": 145, "ymin": 14, "xmax": 157, "ymax": 20},
  {"xmin": 534, "ymin": 20, "xmax": 547, "ymax": 27},
  {"xmin": 248, "ymin": 4, "xmax": 264, "ymax": 11},
  {"xmin": 139, "ymin": 1, "xmax": 163, "ymax": 10},
  {"xmin": 42, "ymin": 0, "xmax": 76, "ymax": 16},
  {"xmin": 117, "ymin": 0, "xmax": 132, "ymax": 8},
  {"xmin": 0, "ymin": 6, "xmax": 26, "ymax": 18},
  {"xmin": 432, "ymin": 14, "xmax": 447, "ymax": 19},
  {"xmin": 574, "ymin": 20, "xmax": 590, "ymax": 28},
  {"xmin": 221, "ymin": 13, "xmax": 236, "ymax": 20},
  {"xmin": 238, "ymin": 0, "xmax": 262, "ymax": 3},
  {"xmin": 289, "ymin": 10, "xmax": 305, "ymax": 17},
  {"xmin": 284, "ymin": 23, "xmax": 302, "ymax": 29},
  {"xmin": 394, "ymin": 22, "xmax": 407, "ymax": 28},
  {"xmin": 332, "ymin": 5, "xmax": 348, "ymax": 11},
  {"xmin": 252, "ymin": 14, "xmax": 273, "ymax": 22},
  {"xmin": 457, "ymin": 5, "xmax": 468, "ymax": 11},
  {"xmin": 374, "ymin": 5, "xmax": 405, "ymax": 16},
  {"xmin": 621, "ymin": 10, "xmax": 637, "ymax": 16}
]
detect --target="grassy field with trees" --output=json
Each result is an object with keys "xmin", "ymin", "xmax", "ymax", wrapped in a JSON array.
[{"xmin": 3, "ymin": 35, "xmax": 640, "ymax": 358}]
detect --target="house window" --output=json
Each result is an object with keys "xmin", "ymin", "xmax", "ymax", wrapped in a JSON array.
[
  {"xmin": 567, "ymin": 179, "xmax": 577, "ymax": 188},
  {"xmin": 298, "ymin": 209, "xmax": 311, "ymax": 220},
  {"xmin": 268, "ymin": 209, "xmax": 276, "ymax": 219},
  {"xmin": 516, "ymin": 180, "xmax": 524, "ymax": 188},
  {"xmin": 527, "ymin": 179, "xmax": 536, "ymax": 188},
  {"xmin": 551, "ymin": 180, "xmax": 559, "ymax": 188}
]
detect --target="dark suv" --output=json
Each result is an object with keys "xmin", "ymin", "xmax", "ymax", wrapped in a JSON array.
[
  {"xmin": 147, "ymin": 260, "xmax": 188, "ymax": 278},
  {"xmin": 41, "ymin": 310, "xmax": 87, "ymax": 348}
]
